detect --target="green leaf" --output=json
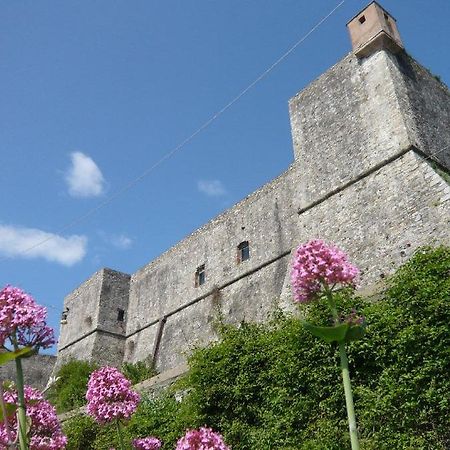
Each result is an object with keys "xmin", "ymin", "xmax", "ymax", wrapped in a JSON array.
[
  {"xmin": 0, "ymin": 347, "xmax": 34, "ymax": 366},
  {"xmin": 302, "ymin": 322, "xmax": 349, "ymax": 343},
  {"xmin": 21, "ymin": 348, "xmax": 38, "ymax": 359},
  {"xmin": 0, "ymin": 402, "xmax": 17, "ymax": 421},
  {"xmin": 345, "ymin": 324, "xmax": 366, "ymax": 342}
]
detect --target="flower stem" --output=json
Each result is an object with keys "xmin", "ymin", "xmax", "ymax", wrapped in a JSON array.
[
  {"xmin": 14, "ymin": 357, "xmax": 28, "ymax": 450},
  {"xmin": 116, "ymin": 420, "xmax": 126, "ymax": 450},
  {"xmin": 324, "ymin": 285, "xmax": 360, "ymax": 450},
  {"xmin": 338, "ymin": 342, "xmax": 360, "ymax": 450}
]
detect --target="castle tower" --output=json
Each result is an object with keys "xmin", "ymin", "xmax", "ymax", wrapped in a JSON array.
[
  {"xmin": 289, "ymin": 1, "xmax": 450, "ymax": 210},
  {"xmin": 56, "ymin": 268, "xmax": 130, "ymax": 369}
]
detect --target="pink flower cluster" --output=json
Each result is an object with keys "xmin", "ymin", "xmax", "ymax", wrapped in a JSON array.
[
  {"xmin": 291, "ymin": 240, "xmax": 359, "ymax": 303},
  {"xmin": 0, "ymin": 286, "xmax": 55, "ymax": 350},
  {"xmin": 176, "ymin": 427, "xmax": 230, "ymax": 450},
  {"xmin": 132, "ymin": 436, "xmax": 162, "ymax": 450},
  {"xmin": 0, "ymin": 385, "xmax": 67, "ymax": 450},
  {"xmin": 86, "ymin": 366, "xmax": 140, "ymax": 424}
]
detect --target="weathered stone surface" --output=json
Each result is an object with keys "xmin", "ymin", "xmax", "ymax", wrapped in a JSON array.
[
  {"xmin": 57, "ymin": 40, "xmax": 450, "ymax": 375},
  {"xmin": 56, "ymin": 268, "xmax": 130, "ymax": 369},
  {"xmin": 0, "ymin": 354, "xmax": 56, "ymax": 391},
  {"xmin": 391, "ymin": 52, "xmax": 450, "ymax": 169}
]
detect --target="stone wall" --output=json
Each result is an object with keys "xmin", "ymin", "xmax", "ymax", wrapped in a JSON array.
[
  {"xmin": 125, "ymin": 149, "xmax": 450, "ymax": 372},
  {"xmin": 288, "ymin": 50, "xmax": 450, "ymax": 211},
  {"xmin": 57, "ymin": 45, "xmax": 450, "ymax": 375},
  {"xmin": 0, "ymin": 355, "xmax": 57, "ymax": 391},
  {"xmin": 124, "ymin": 164, "xmax": 301, "ymax": 368},
  {"xmin": 289, "ymin": 51, "xmax": 411, "ymax": 209}
]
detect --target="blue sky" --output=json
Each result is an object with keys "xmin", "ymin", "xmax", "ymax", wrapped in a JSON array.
[{"xmin": 0, "ymin": 0, "xmax": 449, "ymax": 352}]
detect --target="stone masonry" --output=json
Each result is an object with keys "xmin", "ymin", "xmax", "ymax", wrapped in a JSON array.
[{"xmin": 55, "ymin": 2, "xmax": 450, "ymax": 377}]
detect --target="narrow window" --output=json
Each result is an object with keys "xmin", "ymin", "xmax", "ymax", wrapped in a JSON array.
[
  {"xmin": 117, "ymin": 308, "xmax": 125, "ymax": 322},
  {"xmin": 358, "ymin": 15, "xmax": 366, "ymax": 24},
  {"xmin": 195, "ymin": 264, "xmax": 206, "ymax": 287},
  {"xmin": 60, "ymin": 307, "xmax": 69, "ymax": 325},
  {"xmin": 237, "ymin": 241, "xmax": 250, "ymax": 263}
]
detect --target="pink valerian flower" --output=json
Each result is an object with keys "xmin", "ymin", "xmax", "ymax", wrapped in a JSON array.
[
  {"xmin": 86, "ymin": 366, "xmax": 140, "ymax": 424},
  {"xmin": 0, "ymin": 285, "xmax": 55, "ymax": 350},
  {"xmin": 176, "ymin": 427, "xmax": 230, "ymax": 450},
  {"xmin": 132, "ymin": 436, "xmax": 162, "ymax": 450},
  {"xmin": 0, "ymin": 385, "xmax": 67, "ymax": 450},
  {"xmin": 291, "ymin": 239, "xmax": 359, "ymax": 303}
]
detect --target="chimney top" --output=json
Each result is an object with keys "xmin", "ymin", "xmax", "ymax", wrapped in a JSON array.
[{"xmin": 347, "ymin": 1, "xmax": 403, "ymax": 58}]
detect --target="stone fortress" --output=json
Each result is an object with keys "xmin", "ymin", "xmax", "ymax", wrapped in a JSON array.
[{"xmin": 56, "ymin": 2, "xmax": 450, "ymax": 377}]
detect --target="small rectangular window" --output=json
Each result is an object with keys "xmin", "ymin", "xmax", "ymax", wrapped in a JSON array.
[
  {"xmin": 117, "ymin": 308, "xmax": 125, "ymax": 322},
  {"xmin": 358, "ymin": 15, "xmax": 366, "ymax": 24},
  {"xmin": 195, "ymin": 264, "xmax": 206, "ymax": 287},
  {"xmin": 238, "ymin": 241, "xmax": 250, "ymax": 263}
]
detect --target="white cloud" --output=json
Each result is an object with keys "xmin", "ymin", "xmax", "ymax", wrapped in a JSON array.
[
  {"xmin": 97, "ymin": 231, "xmax": 133, "ymax": 250},
  {"xmin": 110, "ymin": 234, "xmax": 133, "ymax": 250},
  {"xmin": 0, "ymin": 225, "xmax": 87, "ymax": 266},
  {"xmin": 65, "ymin": 151, "xmax": 105, "ymax": 198},
  {"xmin": 197, "ymin": 179, "xmax": 227, "ymax": 197}
]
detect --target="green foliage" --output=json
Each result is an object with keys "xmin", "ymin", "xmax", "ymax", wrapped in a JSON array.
[
  {"xmin": 62, "ymin": 247, "xmax": 450, "ymax": 450},
  {"xmin": 63, "ymin": 414, "xmax": 100, "ymax": 450},
  {"xmin": 62, "ymin": 394, "xmax": 195, "ymax": 450},
  {"xmin": 123, "ymin": 394, "xmax": 196, "ymax": 449},
  {"xmin": 48, "ymin": 359, "xmax": 156, "ymax": 415},
  {"xmin": 353, "ymin": 246, "xmax": 450, "ymax": 449},
  {"xmin": 46, "ymin": 359, "xmax": 98, "ymax": 414},
  {"xmin": 120, "ymin": 361, "xmax": 157, "ymax": 386}
]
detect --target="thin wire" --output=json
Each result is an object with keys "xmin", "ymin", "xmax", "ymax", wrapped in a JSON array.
[{"xmin": 0, "ymin": 0, "xmax": 346, "ymax": 264}]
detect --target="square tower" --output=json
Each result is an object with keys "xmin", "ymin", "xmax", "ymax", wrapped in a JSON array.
[
  {"xmin": 56, "ymin": 268, "xmax": 130, "ymax": 368},
  {"xmin": 347, "ymin": 1, "xmax": 403, "ymax": 58}
]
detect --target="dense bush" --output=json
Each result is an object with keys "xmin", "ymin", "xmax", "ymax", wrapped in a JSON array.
[
  {"xmin": 49, "ymin": 359, "xmax": 156, "ymax": 414},
  {"xmin": 63, "ymin": 247, "xmax": 450, "ymax": 449},
  {"xmin": 121, "ymin": 360, "xmax": 157, "ymax": 385},
  {"xmin": 63, "ymin": 414, "xmax": 100, "ymax": 450},
  {"xmin": 47, "ymin": 359, "xmax": 98, "ymax": 413}
]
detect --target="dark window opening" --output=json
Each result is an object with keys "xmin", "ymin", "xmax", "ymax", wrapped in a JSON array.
[
  {"xmin": 358, "ymin": 15, "xmax": 366, "ymax": 24},
  {"xmin": 60, "ymin": 307, "xmax": 69, "ymax": 324},
  {"xmin": 195, "ymin": 264, "xmax": 206, "ymax": 287},
  {"xmin": 117, "ymin": 308, "xmax": 125, "ymax": 322},
  {"xmin": 238, "ymin": 241, "xmax": 250, "ymax": 263}
]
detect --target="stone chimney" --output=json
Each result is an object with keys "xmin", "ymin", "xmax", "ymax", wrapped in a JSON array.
[{"xmin": 347, "ymin": 1, "xmax": 403, "ymax": 58}]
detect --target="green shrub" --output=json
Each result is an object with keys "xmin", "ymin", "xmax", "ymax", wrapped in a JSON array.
[
  {"xmin": 62, "ymin": 414, "xmax": 100, "ymax": 450},
  {"xmin": 181, "ymin": 247, "xmax": 450, "ymax": 449},
  {"xmin": 62, "ymin": 247, "xmax": 450, "ymax": 450},
  {"xmin": 48, "ymin": 359, "xmax": 156, "ymax": 415},
  {"xmin": 354, "ymin": 246, "xmax": 450, "ymax": 449},
  {"xmin": 46, "ymin": 359, "xmax": 98, "ymax": 413},
  {"xmin": 123, "ymin": 394, "xmax": 195, "ymax": 448},
  {"xmin": 121, "ymin": 361, "xmax": 157, "ymax": 385}
]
